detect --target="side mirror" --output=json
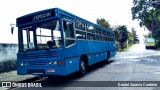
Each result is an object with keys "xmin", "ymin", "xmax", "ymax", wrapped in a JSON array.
[
  {"xmin": 10, "ymin": 24, "xmax": 15, "ymax": 35},
  {"xmin": 11, "ymin": 27, "xmax": 14, "ymax": 34}
]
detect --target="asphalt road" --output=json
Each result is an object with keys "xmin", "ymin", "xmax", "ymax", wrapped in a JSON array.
[{"xmin": 12, "ymin": 44, "xmax": 160, "ymax": 90}]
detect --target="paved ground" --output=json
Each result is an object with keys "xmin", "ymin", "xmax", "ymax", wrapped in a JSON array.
[
  {"xmin": 1, "ymin": 44, "xmax": 160, "ymax": 90},
  {"xmin": 0, "ymin": 71, "xmax": 34, "ymax": 90}
]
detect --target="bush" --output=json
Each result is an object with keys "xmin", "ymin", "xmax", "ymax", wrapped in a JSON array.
[
  {"xmin": 155, "ymin": 40, "xmax": 160, "ymax": 48},
  {"xmin": 116, "ymin": 43, "xmax": 121, "ymax": 51},
  {"xmin": 0, "ymin": 60, "xmax": 17, "ymax": 73}
]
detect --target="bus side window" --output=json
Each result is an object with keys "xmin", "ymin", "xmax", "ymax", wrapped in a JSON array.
[
  {"xmin": 63, "ymin": 19, "xmax": 75, "ymax": 38},
  {"xmin": 63, "ymin": 19, "xmax": 76, "ymax": 47}
]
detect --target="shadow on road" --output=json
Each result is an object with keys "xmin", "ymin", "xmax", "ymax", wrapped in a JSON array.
[{"xmin": 35, "ymin": 60, "xmax": 116, "ymax": 87}]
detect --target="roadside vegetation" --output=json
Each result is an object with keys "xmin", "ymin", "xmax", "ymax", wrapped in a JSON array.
[
  {"xmin": 117, "ymin": 44, "xmax": 133, "ymax": 52},
  {"xmin": 97, "ymin": 0, "xmax": 160, "ymax": 51},
  {"xmin": 131, "ymin": 0, "xmax": 160, "ymax": 49},
  {"xmin": 0, "ymin": 60, "xmax": 17, "ymax": 73},
  {"xmin": 97, "ymin": 18, "xmax": 139, "ymax": 52}
]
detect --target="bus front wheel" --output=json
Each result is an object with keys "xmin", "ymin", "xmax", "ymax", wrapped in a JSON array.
[{"xmin": 79, "ymin": 59, "xmax": 86, "ymax": 76}]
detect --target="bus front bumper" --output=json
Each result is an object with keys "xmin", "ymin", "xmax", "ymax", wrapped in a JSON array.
[
  {"xmin": 17, "ymin": 67, "xmax": 66, "ymax": 76},
  {"xmin": 17, "ymin": 57, "xmax": 80, "ymax": 76}
]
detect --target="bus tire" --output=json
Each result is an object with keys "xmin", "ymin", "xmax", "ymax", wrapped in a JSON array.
[
  {"xmin": 106, "ymin": 52, "xmax": 110, "ymax": 64},
  {"xmin": 79, "ymin": 58, "xmax": 86, "ymax": 76}
]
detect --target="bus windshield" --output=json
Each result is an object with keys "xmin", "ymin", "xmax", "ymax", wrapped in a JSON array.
[{"xmin": 19, "ymin": 20, "xmax": 62, "ymax": 51}]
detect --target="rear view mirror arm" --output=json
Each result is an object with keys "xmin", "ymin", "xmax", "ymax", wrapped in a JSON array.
[{"xmin": 10, "ymin": 23, "xmax": 15, "ymax": 35}]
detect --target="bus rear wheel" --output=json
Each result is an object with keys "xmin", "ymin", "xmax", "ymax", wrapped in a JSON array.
[
  {"xmin": 106, "ymin": 52, "xmax": 110, "ymax": 64},
  {"xmin": 79, "ymin": 59, "xmax": 86, "ymax": 76}
]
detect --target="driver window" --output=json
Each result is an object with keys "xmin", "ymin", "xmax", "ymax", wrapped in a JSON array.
[{"xmin": 22, "ymin": 29, "xmax": 35, "ymax": 50}]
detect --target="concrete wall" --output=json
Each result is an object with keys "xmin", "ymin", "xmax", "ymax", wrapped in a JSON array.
[
  {"xmin": 0, "ymin": 43, "xmax": 18, "ymax": 73},
  {"xmin": 0, "ymin": 43, "xmax": 18, "ymax": 61}
]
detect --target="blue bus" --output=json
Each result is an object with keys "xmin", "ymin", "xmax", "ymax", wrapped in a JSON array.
[{"xmin": 15, "ymin": 8, "xmax": 116, "ymax": 76}]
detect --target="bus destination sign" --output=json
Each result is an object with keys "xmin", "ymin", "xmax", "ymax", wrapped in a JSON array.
[
  {"xmin": 33, "ymin": 12, "xmax": 51, "ymax": 21},
  {"xmin": 17, "ymin": 9, "xmax": 55, "ymax": 26}
]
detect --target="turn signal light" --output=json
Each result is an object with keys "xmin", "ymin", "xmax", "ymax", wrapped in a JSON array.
[{"xmin": 58, "ymin": 60, "xmax": 63, "ymax": 65}]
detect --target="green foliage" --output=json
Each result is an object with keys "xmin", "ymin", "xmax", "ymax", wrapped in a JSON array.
[
  {"xmin": 117, "ymin": 43, "xmax": 133, "ymax": 52},
  {"xmin": 124, "ymin": 43, "xmax": 133, "ymax": 51},
  {"xmin": 96, "ymin": 18, "xmax": 111, "ymax": 29},
  {"xmin": 131, "ymin": 27, "xmax": 139, "ymax": 43},
  {"xmin": 114, "ymin": 25, "xmax": 129, "ymax": 49},
  {"xmin": 131, "ymin": 0, "xmax": 150, "ymax": 27},
  {"xmin": 113, "ymin": 25, "xmax": 137, "ymax": 50},
  {"xmin": 155, "ymin": 40, "xmax": 160, "ymax": 48},
  {"xmin": 96, "ymin": 18, "xmax": 137, "ymax": 50},
  {"xmin": 144, "ymin": 9, "xmax": 160, "ymax": 31},
  {"xmin": 128, "ymin": 32, "xmax": 133, "ymax": 44},
  {"xmin": 113, "ymin": 29, "xmax": 120, "ymax": 42},
  {"xmin": 131, "ymin": 0, "xmax": 160, "ymax": 32},
  {"xmin": 118, "ymin": 26, "xmax": 129, "ymax": 43},
  {"xmin": 152, "ymin": 27, "xmax": 160, "ymax": 39},
  {"xmin": 147, "ymin": 33, "xmax": 152, "ymax": 38}
]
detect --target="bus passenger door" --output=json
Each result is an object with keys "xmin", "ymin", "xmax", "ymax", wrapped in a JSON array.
[
  {"xmin": 62, "ymin": 16, "xmax": 79, "ymax": 75},
  {"xmin": 62, "ymin": 17, "xmax": 77, "ymax": 55}
]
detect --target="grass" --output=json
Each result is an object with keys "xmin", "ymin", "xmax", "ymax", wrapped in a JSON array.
[{"xmin": 117, "ymin": 44, "xmax": 133, "ymax": 52}]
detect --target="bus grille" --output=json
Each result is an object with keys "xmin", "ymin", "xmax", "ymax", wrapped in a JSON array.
[
  {"xmin": 28, "ymin": 60, "xmax": 48, "ymax": 66},
  {"xmin": 19, "ymin": 52, "xmax": 57, "ymax": 59}
]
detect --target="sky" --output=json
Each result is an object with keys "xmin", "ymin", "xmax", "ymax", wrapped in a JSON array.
[{"xmin": 0, "ymin": 0, "xmax": 148, "ymax": 43}]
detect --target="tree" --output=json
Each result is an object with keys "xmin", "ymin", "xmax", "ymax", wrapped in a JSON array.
[
  {"xmin": 131, "ymin": 0, "xmax": 160, "ymax": 32},
  {"xmin": 128, "ymin": 32, "xmax": 134, "ymax": 44},
  {"xmin": 142, "ymin": 8, "xmax": 160, "ymax": 38},
  {"xmin": 115, "ymin": 25, "xmax": 129, "ymax": 49},
  {"xmin": 147, "ymin": 33, "xmax": 152, "ymax": 38},
  {"xmin": 96, "ymin": 18, "xmax": 111, "ymax": 29},
  {"xmin": 131, "ymin": 27, "xmax": 139, "ymax": 43},
  {"xmin": 113, "ymin": 28, "xmax": 120, "ymax": 42}
]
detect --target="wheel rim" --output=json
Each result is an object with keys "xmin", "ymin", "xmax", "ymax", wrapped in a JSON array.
[
  {"xmin": 81, "ymin": 61, "xmax": 85, "ymax": 74},
  {"xmin": 107, "ymin": 53, "xmax": 110, "ymax": 62}
]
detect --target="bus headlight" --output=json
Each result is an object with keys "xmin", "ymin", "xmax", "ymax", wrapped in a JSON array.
[
  {"xmin": 48, "ymin": 61, "xmax": 57, "ymax": 65},
  {"xmin": 48, "ymin": 61, "xmax": 52, "ymax": 65},
  {"xmin": 20, "ymin": 62, "xmax": 27, "ymax": 66},
  {"xmin": 53, "ymin": 61, "xmax": 57, "ymax": 65},
  {"xmin": 20, "ymin": 62, "xmax": 24, "ymax": 66}
]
